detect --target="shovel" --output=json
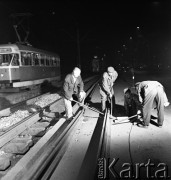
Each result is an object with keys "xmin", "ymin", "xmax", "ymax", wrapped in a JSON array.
[
  {"xmin": 109, "ymin": 96, "xmax": 113, "ymax": 118},
  {"xmin": 71, "ymin": 99, "xmax": 116, "ymax": 120}
]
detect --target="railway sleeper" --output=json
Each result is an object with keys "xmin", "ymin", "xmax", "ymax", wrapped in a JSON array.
[
  {"xmin": 30, "ymin": 121, "xmax": 50, "ymax": 128},
  {"xmin": 20, "ymin": 127, "xmax": 46, "ymax": 137},
  {"xmin": 43, "ymin": 111, "xmax": 59, "ymax": 118},
  {"xmin": 41, "ymin": 111, "xmax": 61, "ymax": 122},
  {"xmin": 0, "ymin": 156, "xmax": 11, "ymax": 171},
  {"xmin": 1, "ymin": 141, "xmax": 32, "ymax": 155},
  {"xmin": 41, "ymin": 116, "xmax": 53, "ymax": 122},
  {"xmin": 0, "ymin": 124, "xmax": 48, "ymax": 172},
  {"xmin": 0, "ymin": 152, "xmax": 13, "ymax": 171},
  {"xmin": 11, "ymin": 135, "xmax": 33, "ymax": 144}
]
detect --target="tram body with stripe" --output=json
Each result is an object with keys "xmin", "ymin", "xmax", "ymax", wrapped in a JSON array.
[{"xmin": 0, "ymin": 43, "xmax": 60, "ymax": 91}]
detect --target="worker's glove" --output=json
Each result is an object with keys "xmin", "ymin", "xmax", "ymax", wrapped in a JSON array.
[
  {"xmin": 109, "ymin": 93, "xmax": 113, "ymax": 99},
  {"xmin": 137, "ymin": 110, "xmax": 141, "ymax": 115},
  {"xmin": 69, "ymin": 97, "xmax": 73, "ymax": 101},
  {"xmin": 164, "ymin": 101, "xmax": 170, "ymax": 107},
  {"xmin": 137, "ymin": 110, "xmax": 142, "ymax": 119},
  {"xmin": 139, "ymin": 97, "xmax": 143, "ymax": 104},
  {"xmin": 79, "ymin": 91, "xmax": 85, "ymax": 101}
]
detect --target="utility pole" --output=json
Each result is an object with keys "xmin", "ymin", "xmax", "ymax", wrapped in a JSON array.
[
  {"xmin": 61, "ymin": 24, "xmax": 92, "ymax": 69},
  {"xmin": 76, "ymin": 25, "xmax": 81, "ymax": 68}
]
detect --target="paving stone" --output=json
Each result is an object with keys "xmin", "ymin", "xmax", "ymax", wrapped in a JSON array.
[
  {"xmin": 11, "ymin": 136, "xmax": 33, "ymax": 147},
  {"xmin": 20, "ymin": 127, "xmax": 46, "ymax": 137},
  {"xmin": 30, "ymin": 122, "xmax": 50, "ymax": 128},
  {"xmin": 1, "ymin": 142, "xmax": 30, "ymax": 154},
  {"xmin": 0, "ymin": 156, "xmax": 11, "ymax": 171}
]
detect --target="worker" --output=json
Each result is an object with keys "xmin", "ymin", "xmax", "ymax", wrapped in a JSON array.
[
  {"xmin": 124, "ymin": 87, "xmax": 142, "ymax": 123},
  {"xmin": 62, "ymin": 67, "xmax": 86, "ymax": 120},
  {"xmin": 99, "ymin": 66, "xmax": 118, "ymax": 114},
  {"xmin": 135, "ymin": 81, "xmax": 170, "ymax": 128}
]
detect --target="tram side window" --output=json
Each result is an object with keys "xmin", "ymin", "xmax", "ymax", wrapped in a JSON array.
[
  {"xmin": 40, "ymin": 54, "xmax": 45, "ymax": 66},
  {"xmin": 51, "ymin": 57, "xmax": 53, "ymax": 66},
  {"xmin": 53, "ymin": 57, "xmax": 58, "ymax": 67},
  {"xmin": 49, "ymin": 57, "xmax": 53, "ymax": 66},
  {"xmin": 46, "ymin": 56, "xmax": 50, "ymax": 66},
  {"xmin": 0, "ymin": 54, "xmax": 12, "ymax": 66},
  {"xmin": 53, "ymin": 58, "xmax": 57, "ymax": 66},
  {"xmin": 33, "ymin": 53, "xmax": 40, "ymax": 66},
  {"xmin": 11, "ymin": 54, "xmax": 19, "ymax": 66},
  {"xmin": 0, "ymin": 55, "xmax": 2, "ymax": 65},
  {"xmin": 21, "ymin": 52, "xmax": 26, "ymax": 65},
  {"xmin": 21, "ymin": 52, "xmax": 32, "ymax": 65},
  {"xmin": 54, "ymin": 58, "xmax": 57, "ymax": 67},
  {"xmin": 27, "ymin": 53, "xmax": 32, "ymax": 65},
  {"xmin": 56, "ymin": 58, "xmax": 60, "ymax": 67}
]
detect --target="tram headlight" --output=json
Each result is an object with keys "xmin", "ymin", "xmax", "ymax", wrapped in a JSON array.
[{"xmin": 1, "ymin": 74, "xmax": 4, "ymax": 77}]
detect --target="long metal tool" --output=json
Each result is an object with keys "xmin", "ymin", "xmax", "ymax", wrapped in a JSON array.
[
  {"xmin": 115, "ymin": 114, "xmax": 138, "ymax": 120},
  {"xmin": 110, "ymin": 97, "xmax": 113, "ymax": 118},
  {"xmin": 71, "ymin": 99, "xmax": 116, "ymax": 119},
  {"xmin": 113, "ymin": 113, "xmax": 141, "ymax": 123},
  {"xmin": 71, "ymin": 99, "xmax": 103, "ymax": 114}
]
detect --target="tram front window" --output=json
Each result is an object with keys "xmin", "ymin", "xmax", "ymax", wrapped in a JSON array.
[{"xmin": 0, "ymin": 53, "xmax": 19, "ymax": 66}]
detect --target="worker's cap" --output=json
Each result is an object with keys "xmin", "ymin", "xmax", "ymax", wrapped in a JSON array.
[
  {"xmin": 124, "ymin": 88, "xmax": 131, "ymax": 94},
  {"xmin": 73, "ymin": 67, "xmax": 81, "ymax": 78},
  {"xmin": 107, "ymin": 66, "xmax": 115, "ymax": 73},
  {"xmin": 73, "ymin": 67, "xmax": 81, "ymax": 73}
]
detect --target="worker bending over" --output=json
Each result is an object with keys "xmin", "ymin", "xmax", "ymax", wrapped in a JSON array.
[{"xmin": 135, "ymin": 81, "xmax": 169, "ymax": 128}]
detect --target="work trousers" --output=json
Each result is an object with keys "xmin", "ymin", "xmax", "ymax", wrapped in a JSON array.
[
  {"xmin": 63, "ymin": 91, "xmax": 86, "ymax": 119},
  {"xmin": 100, "ymin": 88, "xmax": 115, "ymax": 112},
  {"xmin": 143, "ymin": 86, "xmax": 164, "ymax": 126}
]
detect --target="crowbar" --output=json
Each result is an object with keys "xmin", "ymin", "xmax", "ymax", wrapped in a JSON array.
[
  {"xmin": 71, "ymin": 99, "xmax": 116, "ymax": 119},
  {"xmin": 113, "ymin": 113, "xmax": 142, "ymax": 123}
]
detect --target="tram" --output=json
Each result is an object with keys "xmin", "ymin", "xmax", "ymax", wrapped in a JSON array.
[{"xmin": 0, "ymin": 43, "xmax": 60, "ymax": 91}]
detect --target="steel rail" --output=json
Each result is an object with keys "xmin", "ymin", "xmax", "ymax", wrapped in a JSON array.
[
  {"xmin": 28, "ymin": 108, "xmax": 84, "ymax": 180},
  {"xmin": 76, "ymin": 108, "xmax": 110, "ymax": 180}
]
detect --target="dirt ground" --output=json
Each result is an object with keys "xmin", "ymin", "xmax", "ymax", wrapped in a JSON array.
[{"xmin": 108, "ymin": 70, "xmax": 171, "ymax": 179}]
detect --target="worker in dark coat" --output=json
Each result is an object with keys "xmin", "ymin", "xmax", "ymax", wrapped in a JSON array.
[
  {"xmin": 135, "ymin": 81, "xmax": 170, "ymax": 128},
  {"xmin": 124, "ymin": 88, "xmax": 142, "ymax": 122},
  {"xmin": 62, "ymin": 67, "xmax": 86, "ymax": 120},
  {"xmin": 99, "ymin": 66, "xmax": 118, "ymax": 113}
]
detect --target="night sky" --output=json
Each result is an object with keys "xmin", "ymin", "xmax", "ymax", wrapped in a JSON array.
[{"xmin": 0, "ymin": 0, "xmax": 171, "ymax": 73}]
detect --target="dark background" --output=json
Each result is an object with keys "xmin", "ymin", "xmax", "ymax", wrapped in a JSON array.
[{"xmin": 0, "ymin": 0, "xmax": 171, "ymax": 74}]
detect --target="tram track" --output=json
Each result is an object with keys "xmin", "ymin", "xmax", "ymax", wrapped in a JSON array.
[
  {"xmin": 13, "ymin": 73, "xmax": 170, "ymax": 180},
  {"xmin": 0, "ymin": 75, "xmax": 98, "ymax": 137},
  {"xmin": 0, "ymin": 76, "xmax": 99, "ymax": 179},
  {"xmin": 15, "ymin": 81, "xmax": 111, "ymax": 180},
  {"xmin": 0, "ymin": 93, "xmax": 63, "ymax": 175}
]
